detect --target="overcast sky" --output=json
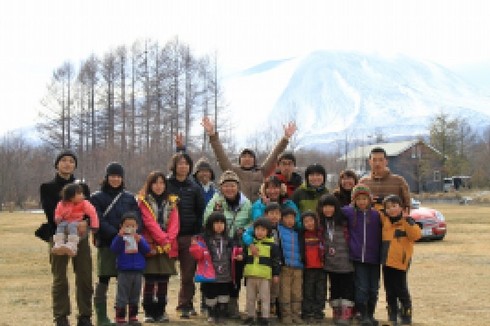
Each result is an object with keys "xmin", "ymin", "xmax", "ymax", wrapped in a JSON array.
[{"xmin": 1, "ymin": 0, "xmax": 490, "ymax": 135}]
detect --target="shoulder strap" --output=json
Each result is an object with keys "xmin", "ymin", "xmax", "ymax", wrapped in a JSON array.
[{"xmin": 103, "ymin": 192, "xmax": 123, "ymax": 217}]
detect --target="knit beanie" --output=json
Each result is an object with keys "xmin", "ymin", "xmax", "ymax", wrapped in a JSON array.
[
  {"xmin": 193, "ymin": 157, "xmax": 215, "ymax": 181},
  {"xmin": 238, "ymin": 148, "xmax": 257, "ymax": 166},
  {"xmin": 351, "ymin": 184, "xmax": 372, "ymax": 202},
  {"xmin": 105, "ymin": 162, "xmax": 124, "ymax": 178},
  {"xmin": 305, "ymin": 163, "xmax": 326, "ymax": 187},
  {"xmin": 54, "ymin": 149, "xmax": 78, "ymax": 169},
  {"xmin": 219, "ymin": 170, "xmax": 240, "ymax": 185}
]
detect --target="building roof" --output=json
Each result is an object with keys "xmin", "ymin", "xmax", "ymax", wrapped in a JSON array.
[{"xmin": 338, "ymin": 139, "xmax": 441, "ymax": 161}]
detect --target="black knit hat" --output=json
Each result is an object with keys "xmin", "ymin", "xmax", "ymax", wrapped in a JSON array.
[
  {"xmin": 54, "ymin": 149, "xmax": 78, "ymax": 169},
  {"xmin": 105, "ymin": 162, "xmax": 124, "ymax": 178},
  {"xmin": 238, "ymin": 148, "xmax": 257, "ymax": 165},
  {"xmin": 305, "ymin": 163, "xmax": 326, "ymax": 186}
]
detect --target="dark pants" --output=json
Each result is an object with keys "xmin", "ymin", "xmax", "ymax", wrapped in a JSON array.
[
  {"xmin": 328, "ymin": 271, "xmax": 355, "ymax": 301},
  {"xmin": 202, "ymin": 282, "xmax": 231, "ymax": 300},
  {"xmin": 302, "ymin": 268, "xmax": 326, "ymax": 316},
  {"xmin": 353, "ymin": 262, "xmax": 380, "ymax": 306},
  {"xmin": 230, "ymin": 259, "xmax": 244, "ymax": 299},
  {"xmin": 115, "ymin": 271, "xmax": 143, "ymax": 307},
  {"xmin": 177, "ymin": 235, "xmax": 196, "ymax": 310},
  {"xmin": 382, "ymin": 266, "xmax": 411, "ymax": 308},
  {"xmin": 51, "ymin": 236, "xmax": 93, "ymax": 320}
]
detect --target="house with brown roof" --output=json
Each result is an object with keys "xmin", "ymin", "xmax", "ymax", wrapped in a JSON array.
[{"xmin": 339, "ymin": 140, "xmax": 445, "ymax": 193}]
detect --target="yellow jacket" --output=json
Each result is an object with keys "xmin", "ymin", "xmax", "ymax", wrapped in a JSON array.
[{"xmin": 380, "ymin": 214, "xmax": 421, "ymax": 271}]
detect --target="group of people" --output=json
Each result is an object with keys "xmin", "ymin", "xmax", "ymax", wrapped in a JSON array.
[{"xmin": 39, "ymin": 118, "xmax": 420, "ymax": 326}]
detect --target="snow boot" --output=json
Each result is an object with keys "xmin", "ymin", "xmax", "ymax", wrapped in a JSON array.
[
  {"xmin": 400, "ymin": 306, "xmax": 412, "ymax": 325},
  {"xmin": 94, "ymin": 283, "xmax": 115, "ymax": 326},
  {"xmin": 65, "ymin": 234, "xmax": 79, "ymax": 256},
  {"xmin": 338, "ymin": 299, "xmax": 354, "ymax": 325},
  {"xmin": 115, "ymin": 306, "xmax": 127, "ymax": 326},
  {"xmin": 52, "ymin": 233, "xmax": 67, "ymax": 255}
]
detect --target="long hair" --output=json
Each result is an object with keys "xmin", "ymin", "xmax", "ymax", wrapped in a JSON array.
[
  {"xmin": 316, "ymin": 194, "xmax": 346, "ymax": 226},
  {"xmin": 139, "ymin": 170, "xmax": 167, "ymax": 198}
]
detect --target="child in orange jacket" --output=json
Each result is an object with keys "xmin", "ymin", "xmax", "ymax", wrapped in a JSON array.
[{"xmin": 381, "ymin": 195, "xmax": 421, "ymax": 325}]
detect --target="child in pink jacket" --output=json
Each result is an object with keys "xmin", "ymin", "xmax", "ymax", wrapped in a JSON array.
[{"xmin": 53, "ymin": 183, "xmax": 99, "ymax": 256}]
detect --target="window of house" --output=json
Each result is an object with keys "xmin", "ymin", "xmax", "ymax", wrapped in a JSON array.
[{"xmin": 433, "ymin": 170, "xmax": 441, "ymax": 182}]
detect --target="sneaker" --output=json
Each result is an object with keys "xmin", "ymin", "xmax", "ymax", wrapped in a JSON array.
[
  {"xmin": 143, "ymin": 316, "xmax": 155, "ymax": 323},
  {"xmin": 76, "ymin": 316, "xmax": 93, "ymax": 326},
  {"xmin": 155, "ymin": 313, "xmax": 169, "ymax": 323},
  {"xmin": 55, "ymin": 316, "xmax": 70, "ymax": 326},
  {"xmin": 180, "ymin": 309, "xmax": 190, "ymax": 319}
]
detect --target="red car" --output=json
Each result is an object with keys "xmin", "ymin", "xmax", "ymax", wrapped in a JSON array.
[{"xmin": 410, "ymin": 206, "xmax": 447, "ymax": 241}]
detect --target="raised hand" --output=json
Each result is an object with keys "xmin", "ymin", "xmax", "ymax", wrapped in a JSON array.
[
  {"xmin": 201, "ymin": 117, "xmax": 216, "ymax": 136},
  {"xmin": 174, "ymin": 132, "xmax": 185, "ymax": 149},
  {"xmin": 283, "ymin": 121, "xmax": 297, "ymax": 139}
]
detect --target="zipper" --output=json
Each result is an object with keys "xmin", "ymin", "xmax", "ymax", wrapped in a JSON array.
[{"xmin": 362, "ymin": 211, "xmax": 366, "ymax": 262}]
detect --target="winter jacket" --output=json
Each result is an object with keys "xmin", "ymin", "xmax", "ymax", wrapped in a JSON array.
[
  {"xmin": 195, "ymin": 179, "xmax": 217, "ymax": 206},
  {"xmin": 291, "ymin": 183, "xmax": 329, "ymax": 214},
  {"xmin": 166, "ymin": 175, "xmax": 205, "ymax": 236},
  {"xmin": 274, "ymin": 171, "xmax": 303, "ymax": 198},
  {"xmin": 40, "ymin": 174, "xmax": 90, "ymax": 236},
  {"xmin": 342, "ymin": 205, "xmax": 381, "ymax": 265},
  {"xmin": 303, "ymin": 229, "xmax": 324, "ymax": 269},
  {"xmin": 208, "ymin": 132, "xmax": 289, "ymax": 202},
  {"xmin": 90, "ymin": 188, "xmax": 140, "ymax": 248},
  {"xmin": 204, "ymin": 192, "xmax": 252, "ymax": 239},
  {"xmin": 380, "ymin": 214, "xmax": 421, "ymax": 271},
  {"xmin": 54, "ymin": 199, "xmax": 99, "ymax": 229},
  {"xmin": 333, "ymin": 187, "xmax": 353, "ymax": 207},
  {"xmin": 278, "ymin": 224, "xmax": 304, "ymax": 268},
  {"xmin": 322, "ymin": 218, "xmax": 354, "ymax": 273},
  {"xmin": 360, "ymin": 168, "xmax": 411, "ymax": 211},
  {"xmin": 190, "ymin": 233, "xmax": 235, "ymax": 283},
  {"xmin": 242, "ymin": 223, "xmax": 280, "ymax": 247},
  {"xmin": 110, "ymin": 234, "xmax": 150, "ymax": 271},
  {"xmin": 139, "ymin": 194, "xmax": 179, "ymax": 258},
  {"xmin": 243, "ymin": 236, "xmax": 281, "ymax": 279}
]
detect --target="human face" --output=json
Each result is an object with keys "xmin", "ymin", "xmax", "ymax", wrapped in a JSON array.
[
  {"xmin": 308, "ymin": 172, "xmax": 324, "ymax": 188},
  {"xmin": 322, "ymin": 204, "xmax": 335, "ymax": 218},
  {"xmin": 341, "ymin": 176, "xmax": 356, "ymax": 191},
  {"xmin": 73, "ymin": 192, "xmax": 85, "ymax": 203},
  {"xmin": 57, "ymin": 156, "xmax": 76, "ymax": 178},
  {"xmin": 239, "ymin": 153, "xmax": 255, "ymax": 169},
  {"xmin": 266, "ymin": 209, "xmax": 281, "ymax": 226},
  {"xmin": 282, "ymin": 214, "xmax": 295, "ymax": 228},
  {"xmin": 369, "ymin": 152, "xmax": 388, "ymax": 175},
  {"xmin": 151, "ymin": 176, "xmax": 166, "ymax": 196},
  {"xmin": 265, "ymin": 184, "xmax": 281, "ymax": 201},
  {"xmin": 221, "ymin": 181, "xmax": 239, "ymax": 199},
  {"xmin": 122, "ymin": 218, "xmax": 138, "ymax": 234},
  {"xmin": 278, "ymin": 159, "xmax": 295, "ymax": 179},
  {"xmin": 196, "ymin": 169, "xmax": 212, "ymax": 185},
  {"xmin": 213, "ymin": 220, "xmax": 225, "ymax": 234},
  {"xmin": 254, "ymin": 225, "xmax": 268, "ymax": 240},
  {"xmin": 175, "ymin": 157, "xmax": 190, "ymax": 179},
  {"xmin": 355, "ymin": 194, "xmax": 371, "ymax": 211},
  {"xmin": 303, "ymin": 215, "xmax": 316, "ymax": 231},
  {"xmin": 384, "ymin": 201, "xmax": 403, "ymax": 218},
  {"xmin": 108, "ymin": 175, "xmax": 123, "ymax": 188}
]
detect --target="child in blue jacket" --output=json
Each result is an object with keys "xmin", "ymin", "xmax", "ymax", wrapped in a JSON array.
[{"xmin": 110, "ymin": 212, "xmax": 150, "ymax": 325}]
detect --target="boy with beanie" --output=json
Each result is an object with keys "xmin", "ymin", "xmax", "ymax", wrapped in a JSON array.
[{"xmin": 341, "ymin": 184, "xmax": 382, "ymax": 326}]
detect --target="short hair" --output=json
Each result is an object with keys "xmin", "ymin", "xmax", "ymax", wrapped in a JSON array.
[
  {"xmin": 370, "ymin": 147, "xmax": 387, "ymax": 158},
  {"xmin": 281, "ymin": 207, "xmax": 297, "ymax": 218},
  {"xmin": 264, "ymin": 202, "xmax": 281, "ymax": 214},
  {"xmin": 339, "ymin": 169, "xmax": 359, "ymax": 184},
  {"xmin": 61, "ymin": 183, "xmax": 83, "ymax": 202},
  {"xmin": 120, "ymin": 211, "xmax": 139, "ymax": 226},
  {"xmin": 383, "ymin": 194, "xmax": 403, "ymax": 208},
  {"xmin": 169, "ymin": 152, "xmax": 193, "ymax": 176},
  {"xmin": 277, "ymin": 151, "xmax": 296, "ymax": 165}
]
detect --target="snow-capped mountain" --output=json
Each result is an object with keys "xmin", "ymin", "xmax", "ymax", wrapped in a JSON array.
[{"xmin": 223, "ymin": 51, "xmax": 490, "ymax": 150}]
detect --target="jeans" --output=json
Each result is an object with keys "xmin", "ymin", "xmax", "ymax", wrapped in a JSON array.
[{"xmin": 353, "ymin": 261, "xmax": 380, "ymax": 305}]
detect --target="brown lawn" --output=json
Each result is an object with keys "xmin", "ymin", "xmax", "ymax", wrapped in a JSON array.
[{"xmin": 1, "ymin": 204, "xmax": 489, "ymax": 325}]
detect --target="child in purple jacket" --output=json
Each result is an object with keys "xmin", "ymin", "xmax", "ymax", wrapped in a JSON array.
[
  {"xmin": 110, "ymin": 212, "xmax": 150, "ymax": 325},
  {"xmin": 341, "ymin": 184, "xmax": 381, "ymax": 326}
]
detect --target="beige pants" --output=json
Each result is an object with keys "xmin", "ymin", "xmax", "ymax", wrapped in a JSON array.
[
  {"xmin": 246, "ymin": 277, "xmax": 271, "ymax": 318},
  {"xmin": 279, "ymin": 266, "xmax": 303, "ymax": 319}
]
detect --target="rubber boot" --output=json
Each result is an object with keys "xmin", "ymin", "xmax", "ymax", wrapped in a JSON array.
[
  {"xmin": 114, "ymin": 306, "xmax": 126, "ymax": 326},
  {"xmin": 128, "ymin": 305, "xmax": 141, "ymax": 325},
  {"xmin": 338, "ymin": 299, "xmax": 354, "ymax": 326},
  {"xmin": 94, "ymin": 283, "xmax": 115, "ymax": 326},
  {"xmin": 330, "ymin": 299, "xmax": 341, "ymax": 325},
  {"xmin": 52, "ymin": 233, "xmax": 67, "ymax": 255},
  {"xmin": 357, "ymin": 303, "xmax": 373, "ymax": 326},
  {"xmin": 227, "ymin": 297, "xmax": 240, "ymax": 319},
  {"xmin": 207, "ymin": 304, "xmax": 216, "ymax": 323},
  {"xmin": 217, "ymin": 302, "xmax": 228, "ymax": 324},
  {"xmin": 386, "ymin": 305, "xmax": 398, "ymax": 325},
  {"xmin": 66, "ymin": 234, "xmax": 80, "ymax": 256},
  {"xmin": 400, "ymin": 306, "xmax": 412, "ymax": 325}
]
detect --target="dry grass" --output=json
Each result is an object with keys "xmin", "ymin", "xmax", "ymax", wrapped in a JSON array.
[{"xmin": 1, "ymin": 204, "xmax": 490, "ymax": 325}]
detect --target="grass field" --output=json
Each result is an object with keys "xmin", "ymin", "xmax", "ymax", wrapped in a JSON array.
[{"xmin": 1, "ymin": 204, "xmax": 490, "ymax": 325}]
